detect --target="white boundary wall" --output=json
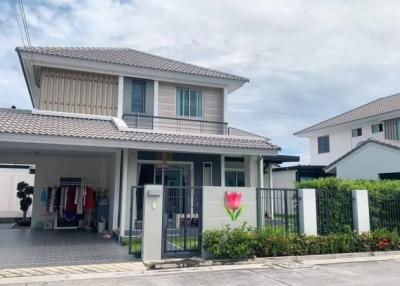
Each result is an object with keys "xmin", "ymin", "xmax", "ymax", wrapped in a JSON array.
[{"xmin": 202, "ymin": 186, "xmax": 257, "ymax": 230}]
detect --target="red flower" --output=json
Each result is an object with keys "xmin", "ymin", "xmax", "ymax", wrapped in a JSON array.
[{"xmin": 225, "ymin": 192, "xmax": 242, "ymax": 210}]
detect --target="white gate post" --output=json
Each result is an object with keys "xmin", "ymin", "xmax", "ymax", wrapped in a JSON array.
[
  {"xmin": 142, "ymin": 185, "xmax": 163, "ymax": 262},
  {"xmin": 298, "ymin": 189, "xmax": 317, "ymax": 235},
  {"xmin": 352, "ymin": 190, "xmax": 370, "ymax": 233}
]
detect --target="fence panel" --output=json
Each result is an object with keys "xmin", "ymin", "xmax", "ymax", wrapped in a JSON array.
[
  {"xmin": 128, "ymin": 186, "xmax": 144, "ymax": 258},
  {"xmin": 256, "ymin": 188, "xmax": 299, "ymax": 234},
  {"xmin": 316, "ymin": 189, "xmax": 353, "ymax": 235},
  {"xmin": 369, "ymin": 192, "xmax": 400, "ymax": 231}
]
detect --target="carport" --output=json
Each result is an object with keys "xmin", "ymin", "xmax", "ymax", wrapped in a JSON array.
[{"xmin": 0, "ymin": 140, "xmax": 134, "ymax": 268}]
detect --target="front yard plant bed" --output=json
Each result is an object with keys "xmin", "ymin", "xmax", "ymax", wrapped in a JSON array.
[{"xmin": 203, "ymin": 225, "xmax": 400, "ymax": 260}]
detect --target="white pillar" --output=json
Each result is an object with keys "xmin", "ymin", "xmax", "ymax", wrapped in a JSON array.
[
  {"xmin": 352, "ymin": 190, "xmax": 370, "ymax": 233},
  {"xmin": 244, "ymin": 155, "xmax": 258, "ymax": 187},
  {"xmin": 125, "ymin": 150, "xmax": 138, "ymax": 232},
  {"xmin": 223, "ymin": 88, "xmax": 228, "ymax": 123},
  {"xmin": 119, "ymin": 149, "xmax": 129, "ymax": 239},
  {"xmin": 153, "ymin": 80, "xmax": 159, "ymax": 130},
  {"xmin": 268, "ymin": 164, "xmax": 273, "ymax": 189},
  {"xmin": 142, "ymin": 184, "xmax": 163, "ymax": 262},
  {"xmin": 112, "ymin": 151, "xmax": 121, "ymax": 230},
  {"xmin": 117, "ymin": 76, "xmax": 124, "ymax": 118},
  {"xmin": 298, "ymin": 189, "xmax": 317, "ymax": 235},
  {"xmin": 220, "ymin": 155, "xmax": 225, "ymax": 186},
  {"xmin": 258, "ymin": 156, "xmax": 264, "ymax": 188}
]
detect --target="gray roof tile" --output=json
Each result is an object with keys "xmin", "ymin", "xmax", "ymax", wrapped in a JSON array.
[
  {"xmin": 16, "ymin": 47, "xmax": 249, "ymax": 82},
  {"xmin": 0, "ymin": 108, "xmax": 277, "ymax": 150},
  {"xmin": 295, "ymin": 93, "xmax": 400, "ymax": 135}
]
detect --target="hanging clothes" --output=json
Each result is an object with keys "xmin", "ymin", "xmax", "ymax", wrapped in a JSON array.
[
  {"xmin": 66, "ymin": 187, "xmax": 76, "ymax": 212},
  {"xmin": 85, "ymin": 186, "xmax": 95, "ymax": 210},
  {"xmin": 77, "ymin": 187, "xmax": 84, "ymax": 215}
]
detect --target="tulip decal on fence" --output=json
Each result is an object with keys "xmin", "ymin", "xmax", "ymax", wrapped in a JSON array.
[{"xmin": 224, "ymin": 192, "xmax": 243, "ymax": 221}]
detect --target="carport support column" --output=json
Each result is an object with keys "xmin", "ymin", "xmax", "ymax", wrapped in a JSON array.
[
  {"xmin": 142, "ymin": 185, "xmax": 163, "ymax": 262},
  {"xmin": 119, "ymin": 149, "xmax": 129, "ymax": 239},
  {"xmin": 352, "ymin": 190, "xmax": 370, "ymax": 233},
  {"xmin": 298, "ymin": 189, "xmax": 317, "ymax": 235}
]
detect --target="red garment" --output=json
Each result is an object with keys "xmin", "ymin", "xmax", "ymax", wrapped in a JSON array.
[
  {"xmin": 66, "ymin": 188, "xmax": 76, "ymax": 212},
  {"xmin": 85, "ymin": 187, "xmax": 95, "ymax": 209}
]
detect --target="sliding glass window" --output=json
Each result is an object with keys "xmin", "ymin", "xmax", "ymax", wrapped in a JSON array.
[{"xmin": 176, "ymin": 88, "xmax": 203, "ymax": 117}]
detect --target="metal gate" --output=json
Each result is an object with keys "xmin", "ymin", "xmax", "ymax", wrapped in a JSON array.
[
  {"xmin": 162, "ymin": 186, "xmax": 202, "ymax": 258},
  {"xmin": 128, "ymin": 186, "xmax": 144, "ymax": 258},
  {"xmin": 256, "ymin": 188, "xmax": 299, "ymax": 234}
]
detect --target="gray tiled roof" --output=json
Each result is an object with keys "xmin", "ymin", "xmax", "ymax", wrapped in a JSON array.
[
  {"xmin": 0, "ymin": 108, "xmax": 277, "ymax": 150},
  {"xmin": 16, "ymin": 47, "xmax": 249, "ymax": 82},
  {"xmin": 295, "ymin": 93, "xmax": 400, "ymax": 135}
]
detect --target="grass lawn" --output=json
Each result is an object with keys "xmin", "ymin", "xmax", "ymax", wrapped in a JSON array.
[{"xmin": 121, "ymin": 238, "xmax": 141, "ymax": 253}]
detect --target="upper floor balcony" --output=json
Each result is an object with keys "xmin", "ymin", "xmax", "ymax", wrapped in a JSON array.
[{"xmin": 122, "ymin": 113, "xmax": 228, "ymax": 135}]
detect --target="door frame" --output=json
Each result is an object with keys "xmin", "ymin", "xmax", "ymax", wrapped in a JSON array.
[{"xmin": 137, "ymin": 160, "xmax": 194, "ymax": 187}]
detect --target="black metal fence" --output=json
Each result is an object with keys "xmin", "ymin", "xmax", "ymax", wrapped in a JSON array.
[
  {"xmin": 162, "ymin": 186, "xmax": 202, "ymax": 258},
  {"xmin": 256, "ymin": 188, "xmax": 299, "ymax": 234},
  {"xmin": 316, "ymin": 189, "xmax": 353, "ymax": 235},
  {"xmin": 369, "ymin": 192, "xmax": 400, "ymax": 231},
  {"xmin": 128, "ymin": 186, "xmax": 144, "ymax": 258}
]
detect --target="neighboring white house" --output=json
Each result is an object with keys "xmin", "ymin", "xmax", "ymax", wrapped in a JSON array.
[
  {"xmin": 324, "ymin": 139, "xmax": 400, "ymax": 180},
  {"xmin": 295, "ymin": 93, "xmax": 400, "ymax": 166},
  {"xmin": 0, "ymin": 165, "xmax": 35, "ymax": 219}
]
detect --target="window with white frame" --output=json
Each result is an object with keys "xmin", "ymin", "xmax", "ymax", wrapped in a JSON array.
[
  {"xmin": 371, "ymin": 123, "xmax": 383, "ymax": 133},
  {"xmin": 317, "ymin": 135, "xmax": 330, "ymax": 154},
  {"xmin": 351, "ymin": 127, "xmax": 362, "ymax": 137},
  {"xmin": 131, "ymin": 80, "xmax": 145, "ymax": 113},
  {"xmin": 224, "ymin": 156, "xmax": 245, "ymax": 187},
  {"xmin": 176, "ymin": 88, "xmax": 203, "ymax": 117}
]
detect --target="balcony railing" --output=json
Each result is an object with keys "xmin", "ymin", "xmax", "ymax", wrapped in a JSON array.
[{"xmin": 122, "ymin": 113, "xmax": 228, "ymax": 135}]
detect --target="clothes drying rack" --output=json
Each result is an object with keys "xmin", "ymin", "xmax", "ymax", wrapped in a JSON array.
[{"xmin": 53, "ymin": 181, "xmax": 96, "ymax": 230}]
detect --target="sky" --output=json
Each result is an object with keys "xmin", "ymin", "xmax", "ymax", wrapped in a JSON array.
[{"xmin": 1, "ymin": 0, "xmax": 400, "ymax": 163}]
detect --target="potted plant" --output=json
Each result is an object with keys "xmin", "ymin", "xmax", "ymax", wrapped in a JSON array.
[{"xmin": 16, "ymin": 181, "xmax": 34, "ymax": 226}]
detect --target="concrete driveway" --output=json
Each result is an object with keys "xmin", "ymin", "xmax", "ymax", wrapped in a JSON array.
[
  {"xmin": 12, "ymin": 259, "xmax": 400, "ymax": 286},
  {"xmin": 0, "ymin": 228, "xmax": 136, "ymax": 269}
]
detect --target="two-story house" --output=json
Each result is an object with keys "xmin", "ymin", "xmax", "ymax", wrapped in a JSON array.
[
  {"xmin": 0, "ymin": 47, "xmax": 293, "ymax": 240},
  {"xmin": 295, "ymin": 93, "xmax": 400, "ymax": 180}
]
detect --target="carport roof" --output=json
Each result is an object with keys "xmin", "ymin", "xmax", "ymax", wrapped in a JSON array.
[{"xmin": 0, "ymin": 108, "xmax": 278, "ymax": 151}]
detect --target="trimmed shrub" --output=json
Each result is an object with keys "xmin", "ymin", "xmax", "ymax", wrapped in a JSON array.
[{"xmin": 203, "ymin": 226, "xmax": 400, "ymax": 259}]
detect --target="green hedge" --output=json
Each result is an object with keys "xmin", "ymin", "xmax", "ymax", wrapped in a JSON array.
[
  {"xmin": 296, "ymin": 178, "xmax": 400, "ymax": 232},
  {"xmin": 203, "ymin": 225, "xmax": 400, "ymax": 259}
]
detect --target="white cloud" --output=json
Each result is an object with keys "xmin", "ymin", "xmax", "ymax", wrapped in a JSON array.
[{"xmin": 2, "ymin": 0, "xmax": 400, "ymax": 163}]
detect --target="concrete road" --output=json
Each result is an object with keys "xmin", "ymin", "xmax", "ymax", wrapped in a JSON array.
[{"xmin": 11, "ymin": 260, "xmax": 400, "ymax": 286}]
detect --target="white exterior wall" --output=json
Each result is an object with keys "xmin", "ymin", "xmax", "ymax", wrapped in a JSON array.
[
  {"xmin": 271, "ymin": 170, "xmax": 297, "ymax": 189},
  {"xmin": 0, "ymin": 168, "xmax": 35, "ymax": 218},
  {"xmin": 308, "ymin": 120, "xmax": 385, "ymax": 166},
  {"xmin": 202, "ymin": 186, "xmax": 257, "ymax": 230},
  {"xmin": 335, "ymin": 143, "xmax": 400, "ymax": 180}
]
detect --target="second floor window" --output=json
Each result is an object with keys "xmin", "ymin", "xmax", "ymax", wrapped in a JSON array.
[
  {"xmin": 131, "ymin": 81, "xmax": 145, "ymax": 113},
  {"xmin": 372, "ymin": 123, "xmax": 383, "ymax": 133},
  {"xmin": 176, "ymin": 88, "xmax": 203, "ymax": 117},
  {"xmin": 351, "ymin": 128, "xmax": 362, "ymax": 137},
  {"xmin": 318, "ymin": 135, "xmax": 330, "ymax": 154}
]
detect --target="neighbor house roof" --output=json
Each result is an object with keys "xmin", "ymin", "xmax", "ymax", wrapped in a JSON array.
[
  {"xmin": 16, "ymin": 47, "xmax": 249, "ymax": 82},
  {"xmin": 0, "ymin": 108, "xmax": 277, "ymax": 151},
  {"xmin": 295, "ymin": 93, "xmax": 400, "ymax": 135},
  {"xmin": 324, "ymin": 139, "xmax": 400, "ymax": 172}
]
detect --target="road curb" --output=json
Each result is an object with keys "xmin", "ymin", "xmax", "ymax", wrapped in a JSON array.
[{"xmin": 145, "ymin": 250, "xmax": 400, "ymax": 269}]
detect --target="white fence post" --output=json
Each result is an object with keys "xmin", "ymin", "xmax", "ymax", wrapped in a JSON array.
[
  {"xmin": 142, "ymin": 185, "xmax": 163, "ymax": 262},
  {"xmin": 298, "ymin": 189, "xmax": 317, "ymax": 235},
  {"xmin": 352, "ymin": 190, "xmax": 370, "ymax": 233}
]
